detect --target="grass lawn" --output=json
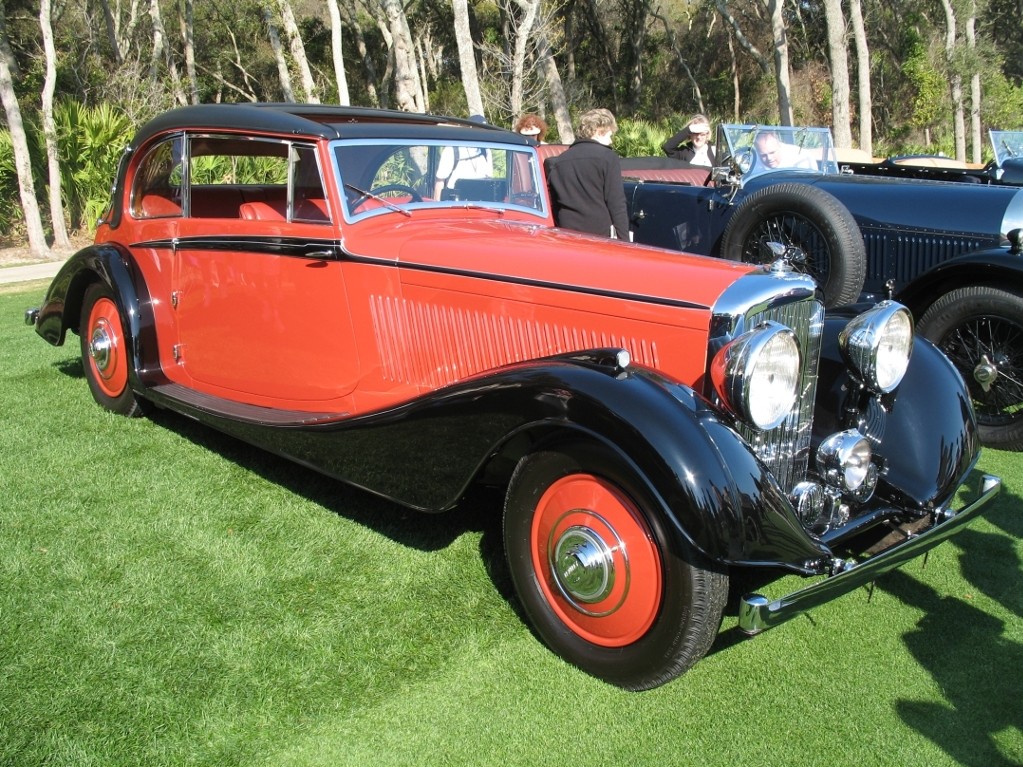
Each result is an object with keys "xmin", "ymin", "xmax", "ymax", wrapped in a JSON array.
[{"xmin": 1, "ymin": 282, "xmax": 1020, "ymax": 767}]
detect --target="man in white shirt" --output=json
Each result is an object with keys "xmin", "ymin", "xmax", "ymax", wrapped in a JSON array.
[{"xmin": 434, "ymin": 145, "xmax": 493, "ymax": 198}]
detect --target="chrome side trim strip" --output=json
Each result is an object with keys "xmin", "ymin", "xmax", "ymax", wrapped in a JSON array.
[{"xmin": 738, "ymin": 474, "xmax": 1001, "ymax": 634}]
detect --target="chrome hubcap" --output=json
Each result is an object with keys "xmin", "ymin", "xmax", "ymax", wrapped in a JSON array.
[
  {"xmin": 551, "ymin": 524, "xmax": 617, "ymax": 606},
  {"xmin": 89, "ymin": 323, "xmax": 113, "ymax": 373},
  {"xmin": 974, "ymin": 353, "xmax": 999, "ymax": 393}
]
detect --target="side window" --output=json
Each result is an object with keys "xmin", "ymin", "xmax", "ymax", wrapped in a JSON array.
[
  {"xmin": 131, "ymin": 137, "xmax": 184, "ymax": 219},
  {"xmin": 191, "ymin": 136, "xmax": 289, "ymax": 219},
  {"xmin": 292, "ymin": 145, "xmax": 330, "ymax": 223}
]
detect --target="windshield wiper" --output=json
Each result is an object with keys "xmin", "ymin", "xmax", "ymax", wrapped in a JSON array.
[{"xmin": 344, "ymin": 183, "xmax": 412, "ymax": 218}]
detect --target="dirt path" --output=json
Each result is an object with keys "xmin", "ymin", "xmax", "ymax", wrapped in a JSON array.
[{"xmin": 0, "ymin": 234, "xmax": 91, "ymax": 268}]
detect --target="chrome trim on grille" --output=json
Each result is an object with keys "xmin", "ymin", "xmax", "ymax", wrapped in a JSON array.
[{"xmin": 709, "ymin": 270, "xmax": 824, "ymax": 493}]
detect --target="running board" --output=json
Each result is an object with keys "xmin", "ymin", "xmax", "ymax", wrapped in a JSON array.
[{"xmin": 147, "ymin": 382, "xmax": 344, "ymax": 426}]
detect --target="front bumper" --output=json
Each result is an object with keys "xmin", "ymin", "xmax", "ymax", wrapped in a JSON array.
[{"xmin": 738, "ymin": 473, "xmax": 1002, "ymax": 634}]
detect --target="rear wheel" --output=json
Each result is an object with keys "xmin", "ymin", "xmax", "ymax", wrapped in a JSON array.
[
  {"xmin": 720, "ymin": 183, "xmax": 866, "ymax": 308},
  {"xmin": 917, "ymin": 285, "xmax": 1023, "ymax": 451},
  {"xmin": 79, "ymin": 282, "xmax": 144, "ymax": 417},
  {"xmin": 503, "ymin": 444, "xmax": 727, "ymax": 690}
]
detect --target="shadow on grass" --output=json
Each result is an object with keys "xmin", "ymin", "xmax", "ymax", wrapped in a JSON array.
[
  {"xmin": 143, "ymin": 405, "xmax": 527, "ymax": 623},
  {"xmin": 55, "ymin": 357, "xmax": 84, "ymax": 378},
  {"xmin": 879, "ymin": 569, "xmax": 1022, "ymax": 767}
]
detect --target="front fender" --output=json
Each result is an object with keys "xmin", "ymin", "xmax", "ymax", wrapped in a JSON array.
[
  {"xmin": 813, "ymin": 313, "xmax": 980, "ymax": 510},
  {"xmin": 893, "ymin": 247, "xmax": 1023, "ymax": 316},
  {"xmin": 234, "ymin": 353, "xmax": 828, "ymax": 570}
]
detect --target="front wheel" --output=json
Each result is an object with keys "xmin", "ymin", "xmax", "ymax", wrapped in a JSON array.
[
  {"xmin": 503, "ymin": 444, "xmax": 727, "ymax": 690},
  {"xmin": 79, "ymin": 282, "xmax": 144, "ymax": 417},
  {"xmin": 917, "ymin": 285, "xmax": 1023, "ymax": 451}
]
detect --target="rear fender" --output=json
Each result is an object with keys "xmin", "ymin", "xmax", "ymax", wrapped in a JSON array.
[{"xmin": 34, "ymin": 244, "xmax": 162, "ymax": 390}]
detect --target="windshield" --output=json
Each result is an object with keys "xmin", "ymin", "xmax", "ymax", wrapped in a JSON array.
[
  {"xmin": 717, "ymin": 124, "xmax": 838, "ymax": 181},
  {"xmin": 332, "ymin": 139, "xmax": 547, "ymax": 221},
  {"xmin": 990, "ymin": 130, "xmax": 1023, "ymax": 167}
]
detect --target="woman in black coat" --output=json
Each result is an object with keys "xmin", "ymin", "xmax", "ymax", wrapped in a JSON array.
[{"xmin": 544, "ymin": 108, "xmax": 631, "ymax": 240}]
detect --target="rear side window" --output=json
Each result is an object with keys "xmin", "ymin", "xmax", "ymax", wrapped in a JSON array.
[{"xmin": 131, "ymin": 136, "xmax": 184, "ymax": 219}]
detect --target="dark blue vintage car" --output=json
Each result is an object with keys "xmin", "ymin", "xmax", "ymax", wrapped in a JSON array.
[{"xmin": 620, "ymin": 124, "xmax": 1023, "ymax": 451}]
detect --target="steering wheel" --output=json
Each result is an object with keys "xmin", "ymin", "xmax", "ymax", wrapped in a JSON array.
[
  {"xmin": 369, "ymin": 183, "xmax": 422, "ymax": 201},
  {"xmin": 350, "ymin": 183, "xmax": 423, "ymax": 212}
]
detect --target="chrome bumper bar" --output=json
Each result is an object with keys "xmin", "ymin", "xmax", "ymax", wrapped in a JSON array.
[{"xmin": 738, "ymin": 474, "xmax": 1001, "ymax": 635}]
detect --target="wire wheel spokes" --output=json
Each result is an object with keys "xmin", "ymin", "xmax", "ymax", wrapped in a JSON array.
[
  {"xmin": 941, "ymin": 314, "xmax": 1023, "ymax": 425},
  {"xmin": 744, "ymin": 213, "xmax": 831, "ymax": 286}
]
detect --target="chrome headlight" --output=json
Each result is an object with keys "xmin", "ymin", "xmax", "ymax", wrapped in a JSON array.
[
  {"xmin": 711, "ymin": 321, "xmax": 801, "ymax": 430},
  {"xmin": 839, "ymin": 301, "xmax": 914, "ymax": 393}
]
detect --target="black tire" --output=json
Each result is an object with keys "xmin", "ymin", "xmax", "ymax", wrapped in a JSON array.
[
  {"xmin": 79, "ymin": 282, "xmax": 144, "ymax": 417},
  {"xmin": 917, "ymin": 285, "xmax": 1023, "ymax": 451},
  {"xmin": 503, "ymin": 443, "xmax": 728, "ymax": 690},
  {"xmin": 720, "ymin": 182, "xmax": 867, "ymax": 308}
]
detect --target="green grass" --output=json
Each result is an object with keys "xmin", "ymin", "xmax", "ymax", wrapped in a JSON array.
[{"xmin": 1, "ymin": 285, "xmax": 1020, "ymax": 767}]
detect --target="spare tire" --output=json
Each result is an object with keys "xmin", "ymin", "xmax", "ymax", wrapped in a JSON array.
[{"xmin": 719, "ymin": 183, "xmax": 867, "ymax": 308}]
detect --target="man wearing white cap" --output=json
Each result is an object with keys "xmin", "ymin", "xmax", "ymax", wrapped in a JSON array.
[{"xmin": 661, "ymin": 114, "xmax": 716, "ymax": 167}]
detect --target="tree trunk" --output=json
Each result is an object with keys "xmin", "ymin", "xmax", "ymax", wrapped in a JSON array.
[
  {"xmin": 339, "ymin": 3, "xmax": 379, "ymax": 107},
  {"xmin": 966, "ymin": 3, "xmax": 981, "ymax": 164},
  {"xmin": 510, "ymin": 0, "xmax": 540, "ymax": 116},
  {"xmin": 769, "ymin": 0, "xmax": 793, "ymax": 124},
  {"xmin": 715, "ymin": 0, "xmax": 770, "ymax": 74},
  {"xmin": 823, "ymin": 0, "xmax": 852, "ymax": 147},
  {"xmin": 380, "ymin": 0, "xmax": 423, "ymax": 112},
  {"xmin": 0, "ymin": 8, "xmax": 49, "ymax": 255},
  {"xmin": 263, "ymin": 6, "xmax": 295, "ymax": 102},
  {"xmin": 99, "ymin": 0, "xmax": 142, "ymax": 65},
  {"xmin": 940, "ymin": 0, "xmax": 966, "ymax": 160},
  {"xmin": 39, "ymin": 0, "xmax": 68, "ymax": 248},
  {"xmin": 535, "ymin": 30, "xmax": 573, "ymax": 142},
  {"xmin": 624, "ymin": 0, "xmax": 651, "ymax": 114},
  {"xmin": 327, "ymin": 0, "xmax": 351, "ymax": 104},
  {"xmin": 278, "ymin": 0, "xmax": 318, "ymax": 103},
  {"xmin": 181, "ymin": 0, "xmax": 199, "ymax": 104},
  {"xmin": 651, "ymin": 10, "xmax": 706, "ymax": 114},
  {"xmin": 849, "ymin": 0, "xmax": 871, "ymax": 154},
  {"xmin": 149, "ymin": 0, "xmax": 186, "ymax": 105},
  {"xmin": 452, "ymin": 0, "xmax": 484, "ymax": 116}
]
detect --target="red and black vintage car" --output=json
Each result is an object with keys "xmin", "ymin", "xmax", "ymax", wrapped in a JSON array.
[{"xmin": 27, "ymin": 105, "xmax": 999, "ymax": 690}]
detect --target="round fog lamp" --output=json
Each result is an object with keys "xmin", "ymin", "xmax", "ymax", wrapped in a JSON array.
[{"xmin": 817, "ymin": 430, "xmax": 873, "ymax": 491}]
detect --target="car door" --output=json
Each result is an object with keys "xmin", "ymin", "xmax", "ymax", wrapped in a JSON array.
[
  {"xmin": 625, "ymin": 181, "xmax": 730, "ymax": 255},
  {"xmin": 171, "ymin": 136, "xmax": 359, "ymax": 406}
]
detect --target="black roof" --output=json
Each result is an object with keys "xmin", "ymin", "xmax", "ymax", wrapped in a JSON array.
[{"xmin": 128, "ymin": 103, "xmax": 530, "ymax": 150}]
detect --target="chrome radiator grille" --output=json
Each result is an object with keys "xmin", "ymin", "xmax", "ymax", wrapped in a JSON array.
[
  {"xmin": 709, "ymin": 270, "xmax": 824, "ymax": 495},
  {"xmin": 737, "ymin": 298, "xmax": 824, "ymax": 492}
]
